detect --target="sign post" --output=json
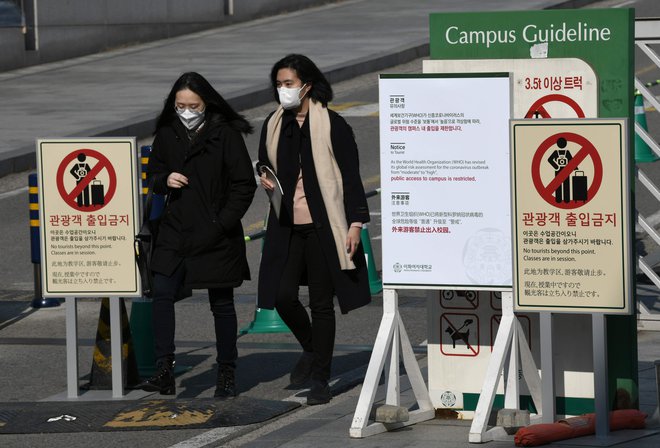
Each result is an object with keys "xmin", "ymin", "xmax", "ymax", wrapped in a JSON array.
[
  {"xmin": 37, "ymin": 137, "xmax": 141, "ymax": 398},
  {"xmin": 511, "ymin": 118, "xmax": 631, "ymax": 437},
  {"xmin": 425, "ymin": 9, "xmax": 635, "ymax": 441}
]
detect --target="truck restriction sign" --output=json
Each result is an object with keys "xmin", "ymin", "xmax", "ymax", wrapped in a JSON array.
[{"xmin": 525, "ymin": 94, "xmax": 586, "ymax": 119}]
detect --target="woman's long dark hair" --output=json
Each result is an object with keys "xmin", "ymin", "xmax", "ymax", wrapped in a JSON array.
[
  {"xmin": 270, "ymin": 54, "xmax": 333, "ymax": 106},
  {"xmin": 155, "ymin": 72, "xmax": 252, "ymax": 134}
]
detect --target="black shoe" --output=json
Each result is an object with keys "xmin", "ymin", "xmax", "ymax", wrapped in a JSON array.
[
  {"xmin": 138, "ymin": 357, "xmax": 175, "ymax": 395},
  {"xmin": 307, "ymin": 379, "xmax": 331, "ymax": 405},
  {"xmin": 290, "ymin": 351, "xmax": 314, "ymax": 386},
  {"xmin": 214, "ymin": 364, "xmax": 236, "ymax": 399}
]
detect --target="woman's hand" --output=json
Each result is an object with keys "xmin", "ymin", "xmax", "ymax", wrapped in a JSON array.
[
  {"xmin": 260, "ymin": 173, "xmax": 274, "ymax": 191},
  {"xmin": 167, "ymin": 172, "xmax": 189, "ymax": 188},
  {"xmin": 346, "ymin": 225, "xmax": 362, "ymax": 260}
]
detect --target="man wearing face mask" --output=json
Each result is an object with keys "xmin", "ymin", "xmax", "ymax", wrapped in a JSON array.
[
  {"xmin": 256, "ymin": 54, "xmax": 371, "ymax": 405},
  {"xmin": 139, "ymin": 72, "xmax": 256, "ymax": 398}
]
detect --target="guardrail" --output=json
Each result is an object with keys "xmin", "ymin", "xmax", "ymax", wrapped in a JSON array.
[{"xmin": 634, "ymin": 18, "xmax": 660, "ymax": 330}]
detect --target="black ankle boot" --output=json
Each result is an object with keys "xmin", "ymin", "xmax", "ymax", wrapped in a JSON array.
[
  {"xmin": 214, "ymin": 364, "xmax": 236, "ymax": 399},
  {"xmin": 290, "ymin": 351, "xmax": 314, "ymax": 386},
  {"xmin": 307, "ymin": 379, "xmax": 331, "ymax": 405},
  {"xmin": 139, "ymin": 357, "xmax": 175, "ymax": 395}
]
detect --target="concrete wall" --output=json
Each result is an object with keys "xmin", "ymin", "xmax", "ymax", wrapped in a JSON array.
[{"xmin": 0, "ymin": 0, "xmax": 336, "ymax": 71}]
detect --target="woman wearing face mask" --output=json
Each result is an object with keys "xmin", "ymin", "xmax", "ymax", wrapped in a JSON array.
[
  {"xmin": 256, "ymin": 54, "xmax": 371, "ymax": 405},
  {"xmin": 139, "ymin": 72, "xmax": 256, "ymax": 398}
]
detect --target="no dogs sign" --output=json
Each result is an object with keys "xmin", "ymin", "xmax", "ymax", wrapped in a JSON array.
[
  {"xmin": 510, "ymin": 119, "xmax": 632, "ymax": 314},
  {"xmin": 37, "ymin": 138, "xmax": 141, "ymax": 297}
]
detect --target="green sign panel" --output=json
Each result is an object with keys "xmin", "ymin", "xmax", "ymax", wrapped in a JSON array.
[{"xmin": 430, "ymin": 9, "xmax": 634, "ymax": 120}]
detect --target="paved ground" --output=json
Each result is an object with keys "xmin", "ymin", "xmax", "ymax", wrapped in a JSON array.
[{"xmin": 1, "ymin": 289, "xmax": 660, "ymax": 448}]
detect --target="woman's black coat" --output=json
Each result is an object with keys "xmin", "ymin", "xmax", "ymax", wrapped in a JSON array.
[
  {"xmin": 148, "ymin": 114, "xmax": 256, "ymax": 289},
  {"xmin": 256, "ymin": 108, "xmax": 371, "ymax": 314}
]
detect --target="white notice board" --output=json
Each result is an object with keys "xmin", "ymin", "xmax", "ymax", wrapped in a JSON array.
[{"xmin": 379, "ymin": 74, "xmax": 512, "ymax": 289}]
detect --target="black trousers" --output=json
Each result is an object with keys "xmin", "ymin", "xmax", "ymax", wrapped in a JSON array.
[
  {"xmin": 152, "ymin": 262, "xmax": 237, "ymax": 367},
  {"xmin": 275, "ymin": 224, "xmax": 336, "ymax": 381}
]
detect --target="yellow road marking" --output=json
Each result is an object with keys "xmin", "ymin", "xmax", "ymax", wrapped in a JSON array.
[
  {"xmin": 329, "ymin": 101, "xmax": 369, "ymax": 111},
  {"xmin": 105, "ymin": 401, "xmax": 214, "ymax": 428},
  {"xmin": 636, "ymin": 64, "xmax": 659, "ymax": 76}
]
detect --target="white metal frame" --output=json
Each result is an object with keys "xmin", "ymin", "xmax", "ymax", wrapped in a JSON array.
[
  {"xmin": 468, "ymin": 292, "xmax": 542, "ymax": 442},
  {"xmin": 349, "ymin": 289, "xmax": 435, "ymax": 438}
]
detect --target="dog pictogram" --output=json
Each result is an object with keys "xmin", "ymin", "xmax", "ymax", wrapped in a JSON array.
[{"xmin": 445, "ymin": 318, "xmax": 473, "ymax": 348}]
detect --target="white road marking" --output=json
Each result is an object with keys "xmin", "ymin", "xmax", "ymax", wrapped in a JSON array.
[
  {"xmin": 167, "ymin": 426, "xmax": 242, "ymax": 448},
  {"xmin": 0, "ymin": 186, "xmax": 28, "ymax": 200}
]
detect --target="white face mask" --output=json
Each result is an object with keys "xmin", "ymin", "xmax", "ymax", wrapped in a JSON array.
[
  {"xmin": 176, "ymin": 107, "xmax": 205, "ymax": 130},
  {"xmin": 277, "ymin": 84, "xmax": 307, "ymax": 110}
]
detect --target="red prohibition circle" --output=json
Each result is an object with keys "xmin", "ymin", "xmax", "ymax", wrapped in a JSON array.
[
  {"xmin": 56, "ymin": 148, "xmax": 117, "ymax": 212},
  {"xmin": 525, "ymin": 94, "xmax": 586, "ymax": 118},
  {"xmin": 530, "ymin": 132, "xmax": 603, "ymax": 210}
]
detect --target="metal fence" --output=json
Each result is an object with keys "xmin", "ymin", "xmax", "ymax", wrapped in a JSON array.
[{"xmin": 635, "ymin": 19, "xmax": 660, "ymax": 330}]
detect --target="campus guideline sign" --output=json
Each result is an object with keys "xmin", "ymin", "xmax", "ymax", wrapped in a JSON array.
[
  {"xmin": 511, "ymin": 119, "xmax": 631, "ymax": 314},
  {"xmin": 426, "ymin": 9, "xmax": 635, "ymax": 415},
  {"xmin": 380, "ymin": 74, "xmax": 511, "ymax": 289},
  {"xmin": 37, "ymin": 138, "xmax": 141, "ymax": 297}
]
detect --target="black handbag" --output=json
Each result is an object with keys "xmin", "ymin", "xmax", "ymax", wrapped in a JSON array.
[{"xmin": 135, "ymin": 181, "xmax": 161, "ymax": 297}]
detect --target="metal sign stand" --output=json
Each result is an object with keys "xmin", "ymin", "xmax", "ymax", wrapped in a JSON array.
[
  {"xmin": 593, "ymin": 314, "xmax": 610, "ymax": 437},
  {"xmin": 109, "ymin": 296, "xmax": 125, "ymax": 398},
  {"xmin": 65, "ymin": 297, "xmax": 78, "ymax": 398},
  {"xmin": 469, "ymin": 292, "xmax": 542, "ymax": 443},
  {"xmin": 349, "ymin": 289, "xmax": 435, "ymax": 438},
  {"xmin": 470, "ymin": 297, "xmax": 613, "ymax": 442},
  {"xmin": 540, "ymin": 312, "xmax": 555, "ymax": 423},
  {"xmin": 65, "ymin": 296, "xmax": 125, "ymax": 398}
]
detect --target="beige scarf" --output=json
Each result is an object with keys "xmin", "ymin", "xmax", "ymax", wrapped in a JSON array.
[{"xmin": 266, "ymin": 101, "xmax": 355, "ymax": 270}]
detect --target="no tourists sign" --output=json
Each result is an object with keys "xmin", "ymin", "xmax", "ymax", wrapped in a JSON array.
[
  {"xmin": 510, "ymin": 119, "xmax": 632, "ymax": 313},
  {"xmin": 37, "ymin": 138, "xmax": 141, "ymax": 297}
]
